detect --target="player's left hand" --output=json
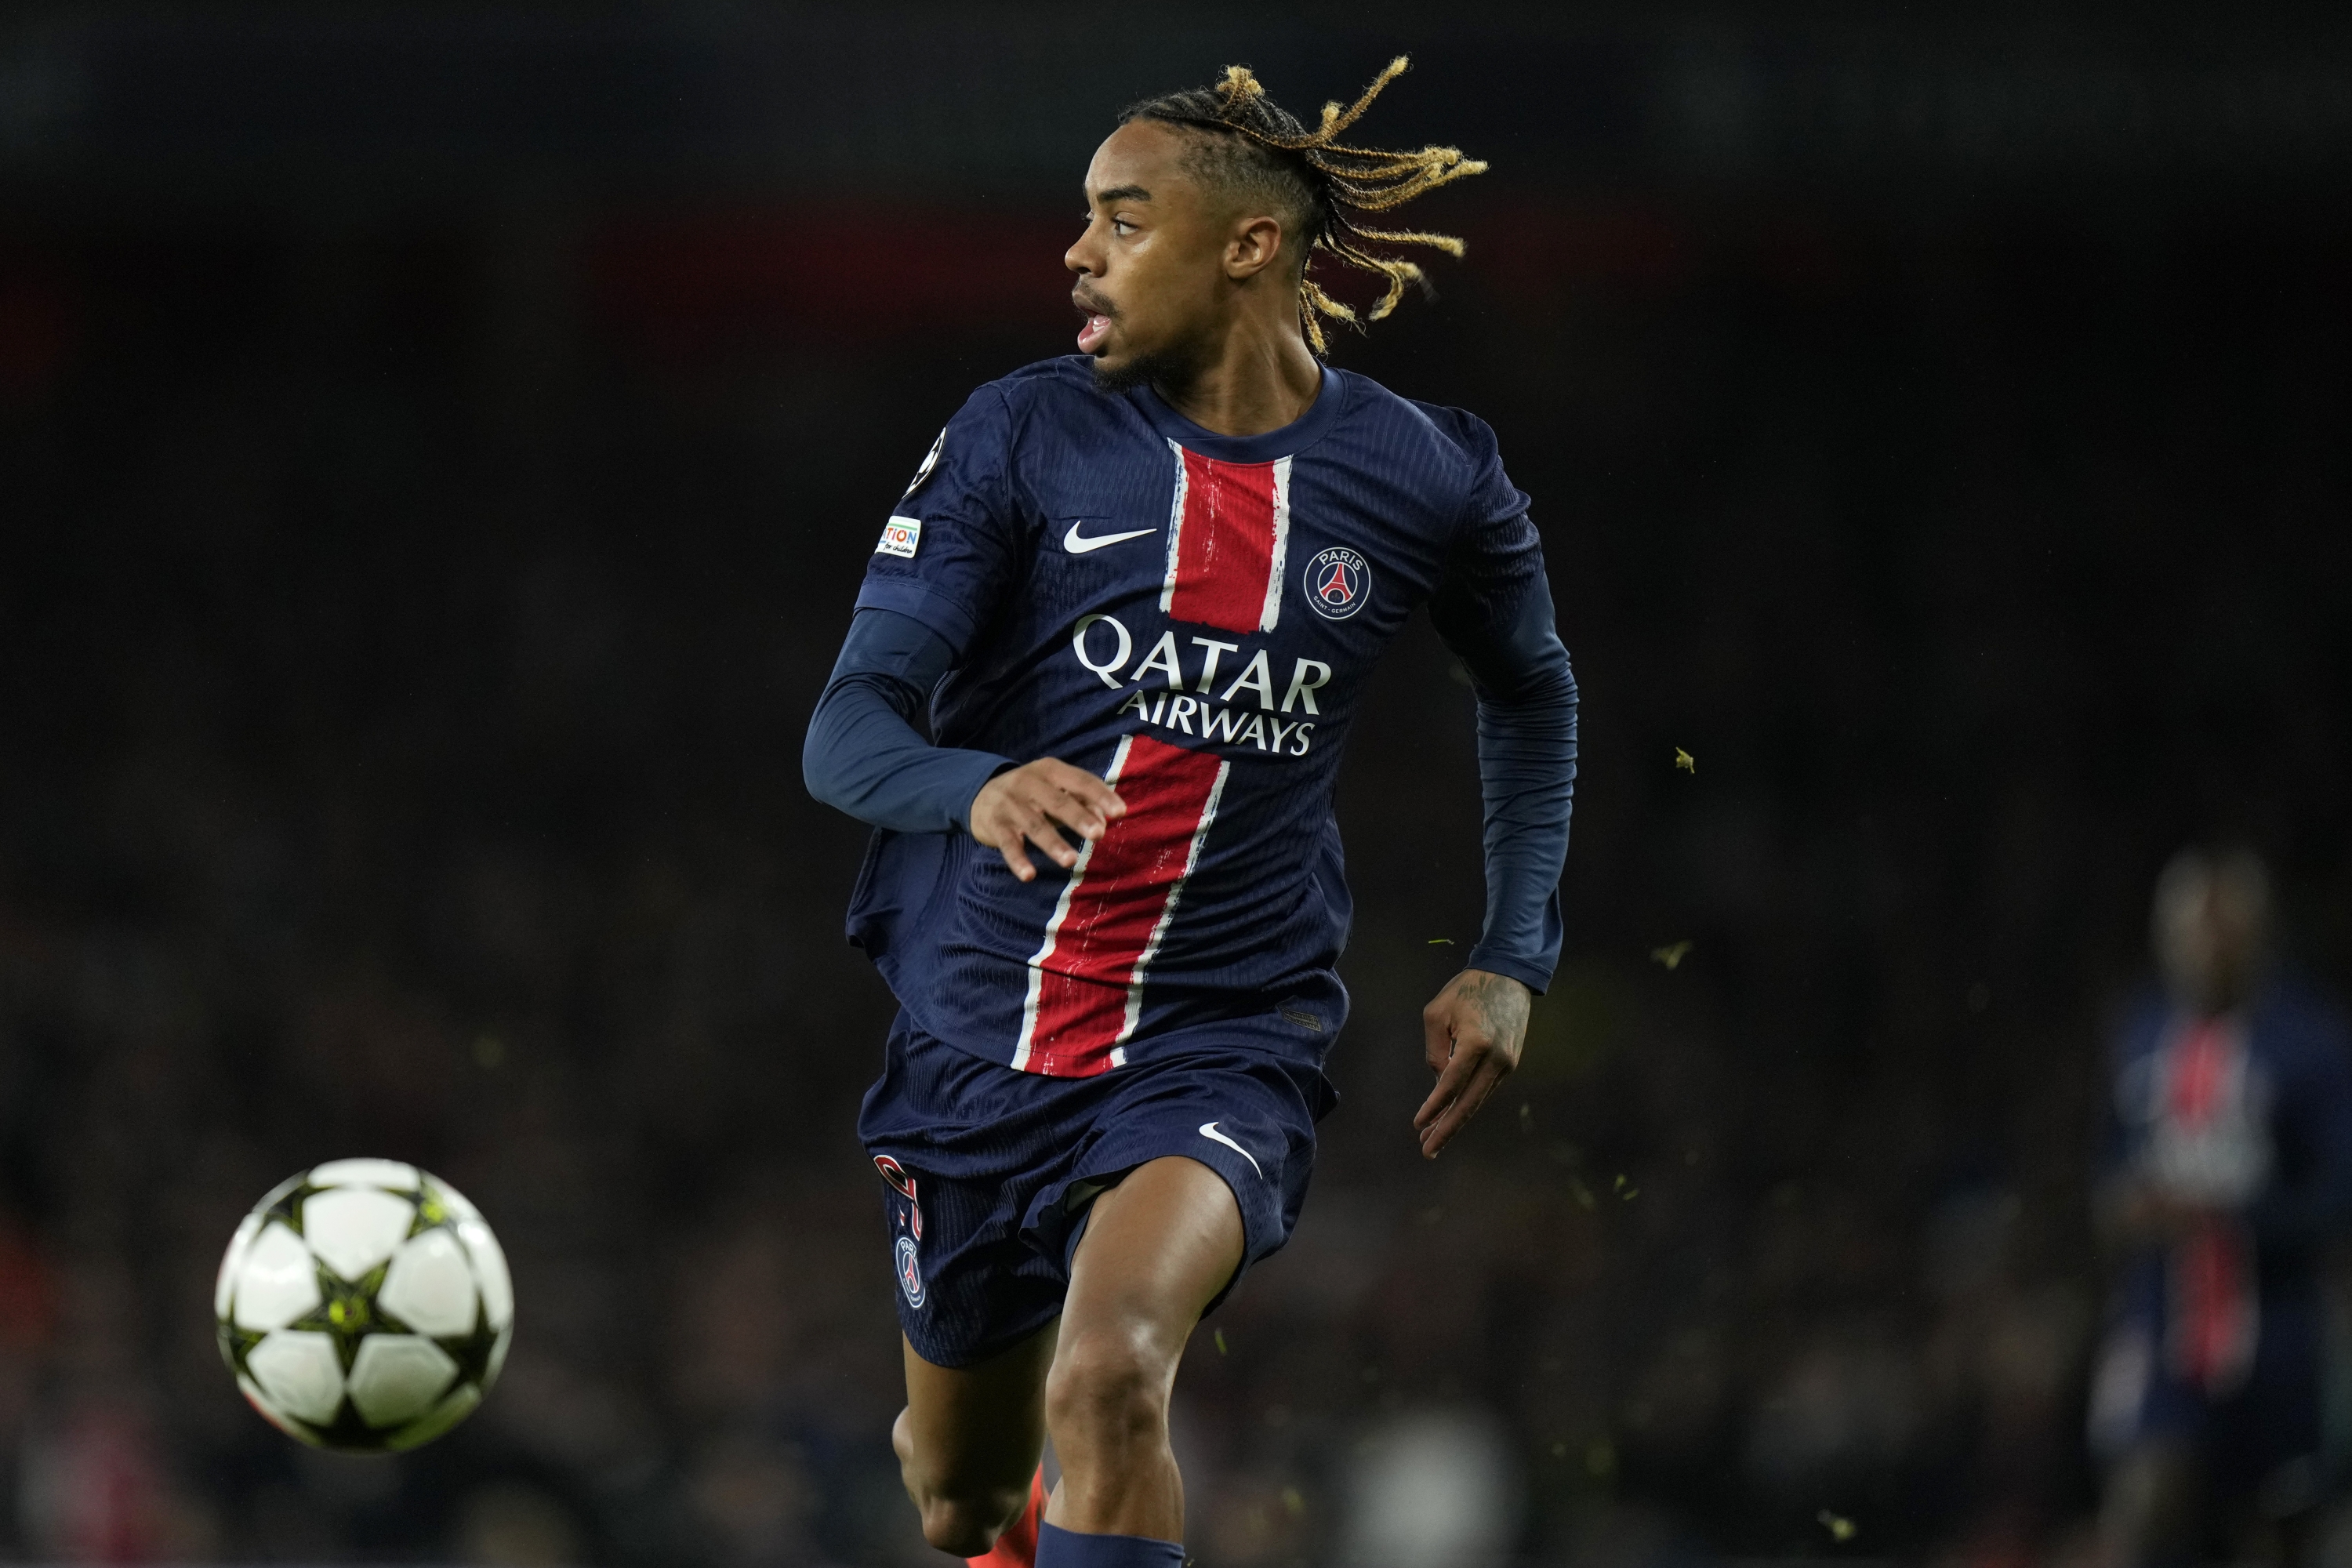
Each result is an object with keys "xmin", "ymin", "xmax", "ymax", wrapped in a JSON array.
[{"xmin": 1414, "ymin": 969, "xmax": 1531, "ymax": 1159}]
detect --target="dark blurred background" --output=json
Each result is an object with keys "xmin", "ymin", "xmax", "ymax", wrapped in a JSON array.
[{"xmin": 2, "ymin": 4, "xmax": 2350, "ymax": 1563}]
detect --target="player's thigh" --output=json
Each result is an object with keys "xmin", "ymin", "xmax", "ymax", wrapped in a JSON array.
[
  {"xmin": 899, "ymin": 1319, "xmax": 1058, "ymax": 1490},
  {"xmin": 1061, "ymin": 1155, "xmax": 1244, "ymax": 1363}
]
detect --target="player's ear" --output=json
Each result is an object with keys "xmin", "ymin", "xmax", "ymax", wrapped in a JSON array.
[{"xmin": 1225, "ymin": 214, "xmax": 1285, "ymax": 282}]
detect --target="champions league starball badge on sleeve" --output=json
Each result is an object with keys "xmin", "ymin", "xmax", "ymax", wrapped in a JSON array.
[{"xmin": 901, "ymin": 426, "xmax": 946, "ymax": 499}]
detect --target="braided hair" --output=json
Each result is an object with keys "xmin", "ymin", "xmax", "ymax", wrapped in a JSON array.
[{"xmin": 1120, "ymin": 56, "xmax": 1488, "ymax": 354}]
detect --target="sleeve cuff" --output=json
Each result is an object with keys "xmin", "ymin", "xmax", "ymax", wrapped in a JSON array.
[
  {"xmin": 1463, "ymin": 947, "xmax": 1552, "ymax": 996},
  {"xmin": 949, "ymin": 753, "xmax": 1020, "ymax": 833}
]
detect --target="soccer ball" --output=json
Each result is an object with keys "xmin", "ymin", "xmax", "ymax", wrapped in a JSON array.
[{"xmin": 214, "ymin": 1158, "xmax": 514, "ymax": 1452}]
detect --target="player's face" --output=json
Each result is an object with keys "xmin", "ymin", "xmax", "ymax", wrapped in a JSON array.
[
  {"xmin": 1066, "ymin": 121, "xmax": 1233, "ymax": 384},
  {"xmin": 2155, "ymin": 866, "xmax": 2268, "ymax": 1011}
]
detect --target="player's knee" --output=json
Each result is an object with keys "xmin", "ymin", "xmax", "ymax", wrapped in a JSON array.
[
  {"xmin": 1045, "ymin": 1323, "xmax": 1171, "ymax": 1450},
  {"xmin": 915, "ymin": 1498, "xmax": 982, "ymax": 1558},
  {"xmin": 914, "ymin": 1486, "xmax": 1027, "ymax": 1557},
  {"xmin": 895, "ymin": 1412, "xmax": 1034, "ymax": 1555}
]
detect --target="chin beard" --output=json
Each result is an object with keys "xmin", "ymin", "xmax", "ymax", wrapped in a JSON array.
[
  {"xmin": 1089, "ymin": 354, "xmax": 1156, "ymax": 395},
  {"xmin": 1090, "ymin": 339, "xmax": 1205, "ymax": 399}
]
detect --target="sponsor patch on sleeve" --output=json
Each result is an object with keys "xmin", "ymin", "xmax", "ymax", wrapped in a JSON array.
[{"xmin": 876, "ymin": 515, "xmax": 923, "ymax": 559}]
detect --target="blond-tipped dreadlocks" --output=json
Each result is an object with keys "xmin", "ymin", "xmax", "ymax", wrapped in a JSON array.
[{"xmin": 1120, "ymin": 56, "xmax": 1488, "ymax": 354}]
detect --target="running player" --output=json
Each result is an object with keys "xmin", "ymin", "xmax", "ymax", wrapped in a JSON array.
[{"xmin": 804, "ymin": 60, "xmax": 1577, "ymax": 1568}]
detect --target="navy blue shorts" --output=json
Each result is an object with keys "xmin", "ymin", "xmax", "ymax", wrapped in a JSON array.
[
  {"xmin": 2090, "ymin": 1290, "xmax": 2322, "ymax": 1498},
  {"xmin": 855, "ymin": 1011, "xmax": 1335, "ymax": 1368}
]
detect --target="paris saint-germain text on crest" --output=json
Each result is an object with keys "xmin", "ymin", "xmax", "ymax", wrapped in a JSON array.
[{"xmin": 1304, "ymin": 546, "xmax": 1370, "ymax": 621}]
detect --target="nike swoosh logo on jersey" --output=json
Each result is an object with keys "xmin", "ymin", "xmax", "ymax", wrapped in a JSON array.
[
  {"xmin": 1063, "ymin": 521, "xmax": 1158, "ymax": 554},
  {"xmin": 1198, "ymin": 1122, "xmax": 1264, "ymax": 1179}
]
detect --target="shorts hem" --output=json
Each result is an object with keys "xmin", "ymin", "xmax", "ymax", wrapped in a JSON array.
[
  {"xmin": 1058, "ymin": 1145, "xmax": 1287, "ymax": 1319},
  {"xmin": 898, "ymin": 1304, "xmax": 1063, "ymax": 1371}
]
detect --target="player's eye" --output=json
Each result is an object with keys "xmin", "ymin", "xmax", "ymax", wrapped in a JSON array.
[{"xmin": 1112, "ymin": 218, "xmax": 1136, "ymax": 237}]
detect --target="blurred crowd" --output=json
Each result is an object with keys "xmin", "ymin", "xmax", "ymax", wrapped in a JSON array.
[{"xmin": 2, "ymin": 114, "xmax": 2350, "ymax": 1567}]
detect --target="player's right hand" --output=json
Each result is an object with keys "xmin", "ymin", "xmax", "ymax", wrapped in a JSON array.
[{"xmin": 969, "ymin": 759, "xmax": 1127, "ymax": 883}]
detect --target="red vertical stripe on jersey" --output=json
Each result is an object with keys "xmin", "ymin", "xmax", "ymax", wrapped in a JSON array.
[
  {"xmin": 1162, "ymin": 447, "xmax": 1284, "ymax": 633},
  {"xmin": 1014, "ymin": 734, "xmax": 1229, "ymax": 1078},
  {"xmin": 2168, "ymin": 1019, "xmax": 2224, "ymax": 1127},
  {"xmin": 2158, "ymin": 1018, "xmax": 2256, "ymax": 1392},
  {"xmin": 2173, "ymin": 1220, "xmax": 2255, "ymax": 1392}
]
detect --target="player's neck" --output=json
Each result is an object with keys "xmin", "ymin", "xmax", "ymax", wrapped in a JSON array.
[{"xmin": 1152, "ymin": 318, "xmax": 1322, "ymax": 438}]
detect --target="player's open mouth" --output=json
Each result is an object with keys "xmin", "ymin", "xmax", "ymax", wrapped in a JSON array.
[{"xmin": 1076, "ymin": 312, "xmax": 1112, "ymax": 354}]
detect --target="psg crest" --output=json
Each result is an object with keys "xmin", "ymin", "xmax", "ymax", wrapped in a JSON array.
[
  {"xmin": 895, "ymin": 1235, "xmax": 926, "ymax": 1308},
  {"xmin": 1304, "ymin": 546, "xmax": 1370, "ymax": 621}
]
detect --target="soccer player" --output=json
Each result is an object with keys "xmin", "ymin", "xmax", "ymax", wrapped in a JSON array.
[
  {"xmin": 804, "ymin": 60, "xmax": 1577, "ymax": 1568},
  {"xmin": 2089, "ymin": 849, "xmax": 2352, "ymax": 1566}
]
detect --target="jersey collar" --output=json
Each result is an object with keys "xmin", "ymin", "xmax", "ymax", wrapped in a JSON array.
[{"xmin": 1129, "ymin": 365, "xmax": 1347, "ymax": 463}]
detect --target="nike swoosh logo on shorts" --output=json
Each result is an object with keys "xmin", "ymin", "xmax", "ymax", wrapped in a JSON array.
[
  {"xmin": 1063, "ymin": 521, "xmax": 1157, "ymax": 554},
  {"xmin": 1198, "ymin": 1122, "xmax": 1264, "ymax": 1179}
]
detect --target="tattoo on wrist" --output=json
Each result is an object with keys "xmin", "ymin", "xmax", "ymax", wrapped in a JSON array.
[{"xmin": 1457, "ymin": 971, "xmax": 1530, "ymax": 1033}]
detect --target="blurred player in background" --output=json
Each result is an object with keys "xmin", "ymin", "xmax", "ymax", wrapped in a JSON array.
[
  {"xmin": 2091, "ymin": 848, "xmax": 2352, "ymax": 1567},
  {"xmin": 804, "ymin": 59, "xmax": 1576, "ymax": 1568}
]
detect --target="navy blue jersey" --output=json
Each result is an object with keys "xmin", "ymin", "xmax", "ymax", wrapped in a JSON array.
[
  {"xmin": 844, "ymin": 357, "xmax": 1545, "ymax": 1077},
  {"xmin": 2086, "ymin": 978, "xmax": 2352, "ymax": 1458},
  {"xmin": 2103, "ymin": 979, "xmax": 2352, "ymax": 1276}
]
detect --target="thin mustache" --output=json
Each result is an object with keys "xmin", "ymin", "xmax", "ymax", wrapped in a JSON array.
[{"xmin": 1072, "ymin": 290, "xmax": 1117, "ymax": 318}]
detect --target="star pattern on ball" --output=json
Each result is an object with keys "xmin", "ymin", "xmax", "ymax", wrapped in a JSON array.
[{"xmin": 215, "ymin": 1160, "xmax": 513, "ymax": 1452}]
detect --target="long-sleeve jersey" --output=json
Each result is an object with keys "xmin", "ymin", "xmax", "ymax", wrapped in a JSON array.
[
  {"xmin": 2106, "ymin": 979, "xmax": 2352, "ymax": 1277},
  {"xmin": 804, "ymin": 356, "xmax": 1577, "ymax": 1079},
  {"xmin": 2100, "ymin": 978, "xmax": 2352, "ymax": 1395}
]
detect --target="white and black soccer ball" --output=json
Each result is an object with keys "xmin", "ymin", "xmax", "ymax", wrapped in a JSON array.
[{"xmin": 214, "ymin": 1159, "xmax": 513, "ymax": 1452}]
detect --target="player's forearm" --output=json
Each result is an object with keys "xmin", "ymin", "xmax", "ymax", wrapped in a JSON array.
[
  {"xmin": 1432, "ymin": 557, "xmax": 1577, "ymax": 988},
  {"xmin": 1465, "ymin": 655, "xmax": 1577, "ymax": 993},
  {"xmin": 803, "ymin": 608, "xmax": 1011, "ymax": 834}
]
